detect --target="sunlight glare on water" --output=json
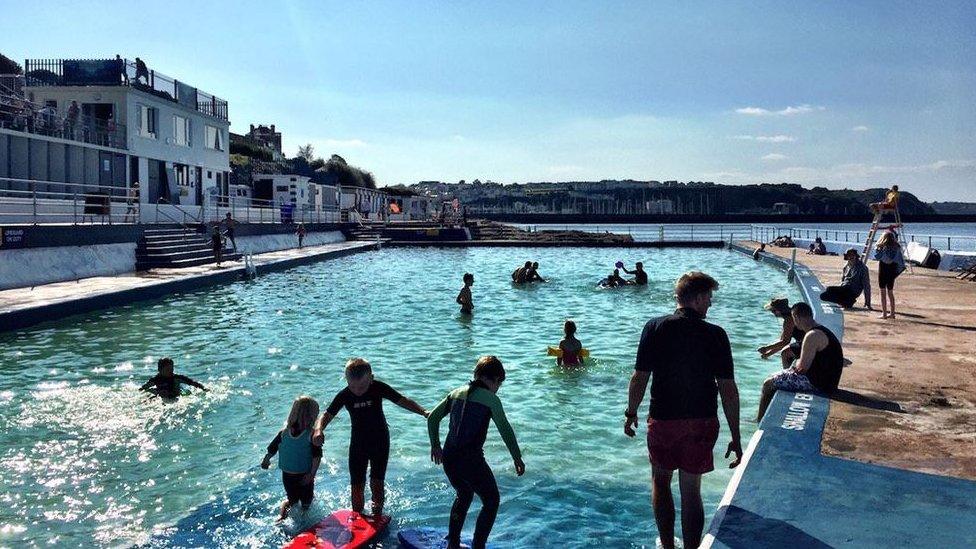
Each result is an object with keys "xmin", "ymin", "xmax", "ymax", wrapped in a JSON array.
[{"xmin": 0, "ymin": 247, "xmax": 801, "ymax": 548}]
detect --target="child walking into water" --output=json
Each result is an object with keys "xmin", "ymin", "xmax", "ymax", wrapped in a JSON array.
[
  {"xmin": 261, "ymin": 396, "xmax": 323, "ymax": 521},
  {"xmin": 139, "ymin": 357, "xmax": 206, "ymax": 399},
  {"xmin": 456, "ymin": 273, "xmax": 474, "ymax": 315},
  {"xmin": 558, "ymin": 320, "xmax": 584, "ymax": 367},
  {"xmin": 428, "ymin": 356, "xmax": 525, "ymax": 549},
  {"xmin": 315, "ymin": 358, "xmax": 428, "ymax": 517}
]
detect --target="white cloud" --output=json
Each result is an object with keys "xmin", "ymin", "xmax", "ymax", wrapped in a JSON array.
[
  {"xmin": 851, "ymin": 125, "xmax": 869, "ymax": 132},
  {"xmin": 321, "ymin": 138, "xmax": 367, "ymax": 148},
  {"xmin": 762, "ymin": 153, "xmax": 788, "ymax": 161},
  {"xmin": 732, "ymin": 134, "xmax": 796, "ymax": 143},
  {"xmin": 735, "ymin": 104, "xmax": 825, "ymax": 116}
]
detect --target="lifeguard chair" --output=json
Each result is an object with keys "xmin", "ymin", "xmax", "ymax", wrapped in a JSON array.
[{"xmin": 863, "ymin": 185, "xmax": 909, "ymax": 268}]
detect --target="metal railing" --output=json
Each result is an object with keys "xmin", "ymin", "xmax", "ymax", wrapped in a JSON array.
[
  {"xmin": 0, "ymin": 177, "xmax": 137, "ymax": 224},
  {"xmin": 750, "ymin": 224, "xmax": 976, "ymax": 252},
  {"xmin": 24, "ymin": 58, "xmax": 228, "ymax": 121},
  {"xmin": 201, "ymin": 194, "xmax": 341, "ymax": 225},
  {"xmin": 513, "ymin": 223, "xmax": 751, "ymax": 242},
  {"xmin": 0, "ymin": 95, "xmax": 127, "ymax": 149}
]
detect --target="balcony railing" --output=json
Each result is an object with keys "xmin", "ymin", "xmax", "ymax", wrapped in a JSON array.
[
  {"xmin": 0, "ymin": 95, "xmax": 127, "ymax": 149},
  {"xmin": 24, "ymin": 58, "xmax": 229, "ymax": 121}
]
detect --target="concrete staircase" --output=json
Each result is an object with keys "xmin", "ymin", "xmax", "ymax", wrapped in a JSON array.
[
  {"xmin": 136, "ymin": 227, "xmax": 241, "ymax": 271},
  {"xmin": 343, "ymin": 224, "xmax": 389, "ymax": 243}
]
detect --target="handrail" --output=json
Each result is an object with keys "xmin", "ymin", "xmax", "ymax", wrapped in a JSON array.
[
  {"xmin": 155, "ymin": 197, "xmax": 201, "ymax": 226},
  {"xmin": 750, "ymin": 224, "xmax": 976, "ymax": 251}
]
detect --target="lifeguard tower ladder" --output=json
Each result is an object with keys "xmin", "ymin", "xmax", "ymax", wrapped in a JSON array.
[{"xmin": 862, "ymin": 199, "xmax": 912, "ymax": 273}]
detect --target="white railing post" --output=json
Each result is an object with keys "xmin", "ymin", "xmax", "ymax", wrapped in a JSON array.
[
  {"xmin": 73, "ymin": 192, "xmax": 78, "ymax": 225},
  {"xmin": 32, "ymin": 186, "xmax": 37, "ymax": 225}
]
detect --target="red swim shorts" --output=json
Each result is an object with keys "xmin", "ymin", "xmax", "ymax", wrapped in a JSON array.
[{"xmin": 646, "ymin": 417, "xmax": 720, "ymax": 474}]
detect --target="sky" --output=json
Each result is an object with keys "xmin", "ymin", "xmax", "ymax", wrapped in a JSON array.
[{"xmin": 3, "ymin": 1, "xmax": 974, "ymax": 201}]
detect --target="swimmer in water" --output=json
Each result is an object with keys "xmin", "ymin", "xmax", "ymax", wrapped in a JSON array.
[
  {"xmin": 602, "ymin": 268, "xmax": 630, "ymax": 287},
  {"xmin": 621, "ymin": 262, "xmax": 648, "ymax": 285},
  {"xmin": 428, "ymin": 356, "xmax": 524, "ymax": 549},
  {"xmin": 457, "ymin": 273, "xmax": 474, "ymax": 314},
  {"xmin": 511, "ymin": 261, "xmax": 531, "ymax": 284},
  {"xmin": 558, "ymin": 320, "xmax": 584, "ymax": 367},
  {"xmin": 526, "ymin": 261, "xmax": 546, "ymax": 282},
  {"xmin": 139, "ymin": 357, "xmax": 207, "ymax": 399}
]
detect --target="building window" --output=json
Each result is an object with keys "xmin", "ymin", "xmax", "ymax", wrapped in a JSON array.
[
  {"xmin": 139, "ymin": 105, "xmax": 157, "ymax": 138},
  {"xmin": 205, "ymin": 125, "xmax": 223, "ymax": 151},
  {"xmin": 173, "ymin": 115, "xmax": 190, "ymax": 146}
]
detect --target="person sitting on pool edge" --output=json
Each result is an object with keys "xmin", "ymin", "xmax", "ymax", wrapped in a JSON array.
[
  {"xmin": 752, "ymin": 243, "xmax": 766, "ymax": 260},
  {"xmin": 757, "ymin": 298, "xmax": 805, "ymax": 369},
  {"xmin": 428, "ymin": 355, "xmax": 525, "ymax": 549},
  {"xmin": 511, "ymin": 261, "xmax": 532, "ymax": 284},
  {"xmin": 757, "ymin": 302, "xmax": 844, "ymax": 421},
  {"xmin": 622, "ymin": 262, "xmax": 648, "ymax": 285},
  {"xmin": 139, "ymin": 357, "xmax": 207, "ymax": 399},
  {"xmin": 456, "ymin": 273, "xmax": 474, "ymax": 315},
  {"xmin": 314, "ymin": 358, "xmax": 429, "ymax": 518},
  {"xmin": 558, "ymin": 319, "xmax": 584, "ymax": 367}
]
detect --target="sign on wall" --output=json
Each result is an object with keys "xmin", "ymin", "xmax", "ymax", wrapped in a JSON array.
[{"xmin": 0, "ymin": 227, "xmax": 28, "ymax": 249}]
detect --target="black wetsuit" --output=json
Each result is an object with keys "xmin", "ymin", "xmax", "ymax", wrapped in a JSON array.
[
  {"xmin": 140, "ymin": 374, "xmax": 204, "ymax": 399},
  {"xmin": 326, "ymin": 380, "xmax": 403, "ymax": 485},
  {"xmin": 632, "ymin": 269, "xmax": 648, "ymax": 285}
]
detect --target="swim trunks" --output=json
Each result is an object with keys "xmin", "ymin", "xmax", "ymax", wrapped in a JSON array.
[
  {"xmin": 770, "ymin": 369, "xmax": 817, "ymax": 392},
  {"xmin": 646, "ymin": 417, "xmax": 719, "ymax": 474}
]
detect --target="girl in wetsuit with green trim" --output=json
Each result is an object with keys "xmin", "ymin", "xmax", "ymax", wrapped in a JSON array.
[{"xmin": 428, "ymin": 356, "xmax": 525, "ymax": 549}]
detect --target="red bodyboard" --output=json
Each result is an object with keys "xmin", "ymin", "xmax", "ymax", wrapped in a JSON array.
[{"xmin": 283, "ymin": 510, "xmax": 390, "ymax": 549}]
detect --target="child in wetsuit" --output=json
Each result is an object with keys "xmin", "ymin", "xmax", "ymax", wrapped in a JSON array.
[
  {"xmin": 262, "ymin": 395, "xmax": 323, "ymax": 521},
  {"xmin": 558, "ymin": 320, "xmax": 584, "ymax": 367},
  {"xmin": 428, "ymin": 356, "xmax": 525, "ymax": 549},
  {"xmin": 315, "ymin": 358, "xmax": 428, "ymax": 517},
  {"xmin": 456, "ymin": 273, "xmax": 474, "ymax": 314},
  {"xmin": 139, "ymin": 357, "xmax": 206, "ymax": 399}
]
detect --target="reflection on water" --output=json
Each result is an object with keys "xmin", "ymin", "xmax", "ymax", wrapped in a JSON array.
[{"xmin": 0, "ymin": 247, "xmax": 801, "ymax": 548}]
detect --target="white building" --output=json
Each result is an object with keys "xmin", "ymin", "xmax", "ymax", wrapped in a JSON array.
[
  {"xmin": 21, "ymin": 58, "xmax": 230, "ymax": 219},
  {"xmin": 339, "ymin": 186, "xmax": 389, "ymax": 222}
]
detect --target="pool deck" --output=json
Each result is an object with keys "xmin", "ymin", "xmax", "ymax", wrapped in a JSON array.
[
  {"xmin": 0, "ymin": 240, "xmax": 378, "ymax": 333},
  {"xmin": 703, "ymin": 243, "xmax": 976, "ymax": 548}
]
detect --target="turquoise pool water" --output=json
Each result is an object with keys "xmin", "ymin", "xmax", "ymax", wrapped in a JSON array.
[{"xmin": 0, "ymin": 247, "xmax": 801, "ymax": 548}]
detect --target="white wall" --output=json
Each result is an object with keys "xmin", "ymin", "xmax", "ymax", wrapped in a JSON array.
[
  {"xmin": 0, "ymin": 242, "xmax": 136, "ymax": 290},
  {"xmin": 233, "ymin": 230, "xmax": 344, "ymax": 254}
]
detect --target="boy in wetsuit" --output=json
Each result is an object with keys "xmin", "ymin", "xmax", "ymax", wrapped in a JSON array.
[
  {"xmin": 456, "ymin": 273, "xmax": 474, "ymax": 314},
  {"xmin": 314, "ymin": 358, "xmax": 428, "ymax": 517},
  {"xmin": 139, "ymin": 357, "xmax": 207, "ymax": 399},
  {"xmin": 622, "ymin": 262, "xmax": 648, "ymax": 285},
  {"xmin": 428, "ymin": 356, "xmax": 525, "ymax": 549}
]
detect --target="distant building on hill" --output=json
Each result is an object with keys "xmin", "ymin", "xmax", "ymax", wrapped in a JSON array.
[{"xmin": 246, "ymin": 124, "xmax": 283, "ymax": 160}]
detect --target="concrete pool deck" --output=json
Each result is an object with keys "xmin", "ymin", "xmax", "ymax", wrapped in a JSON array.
[
  {"xmin": 0, "ymin": 240, "xmax": 378, "ymax": 333},
  {"xmin": 703, "ymin": 243, "xmax": 976, "ymax": 548}
]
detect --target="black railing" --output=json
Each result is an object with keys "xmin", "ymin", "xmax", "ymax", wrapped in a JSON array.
[
  {"xmin": 24, "ymin": 58, "xmax": 229, "ymax": 121},
  {"xmin": 0, "ymin": 94, "xmax": 127, "ymax": 149}
]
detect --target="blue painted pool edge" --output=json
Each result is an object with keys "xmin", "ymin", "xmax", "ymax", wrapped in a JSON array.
[{"xmin": 702, "ymin": 244, "xmax": 976, "ymax": 548}]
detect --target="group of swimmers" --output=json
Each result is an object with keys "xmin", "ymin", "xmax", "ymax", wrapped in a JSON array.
[{"xmin": 600, "ymin": 261, "xmax": 647, "ymax": 287}]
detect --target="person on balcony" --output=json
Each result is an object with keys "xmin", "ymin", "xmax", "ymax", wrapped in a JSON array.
[
  {"xmin": 65, "ymin": 101, "xmax": 79, "ymax": 139},
  {"xmin": 135, "ymin": 57, "xmax": 150, "ymax": 85}
]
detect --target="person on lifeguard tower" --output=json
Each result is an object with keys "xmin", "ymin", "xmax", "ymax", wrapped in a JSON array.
[{"xmin": 869, "ymin": 185, "xmax": 899, "ymax": 213}]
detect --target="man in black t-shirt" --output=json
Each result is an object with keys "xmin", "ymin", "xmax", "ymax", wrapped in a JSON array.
[
  {"xmin": 757, "ymin": 302, "xmax": 844, "ymax": 421},
  {"xmin": 624, "ymin": 272, "xmax": 742, "ymax": 549},
  {"xmin": 314, "ymin": 358, "xmax": 429, "ymax": 518}
]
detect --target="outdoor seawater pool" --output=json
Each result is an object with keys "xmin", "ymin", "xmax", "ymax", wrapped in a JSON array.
[{"xmin": 0, "ymin": 246, "xmax": 802, "ymax": 548}]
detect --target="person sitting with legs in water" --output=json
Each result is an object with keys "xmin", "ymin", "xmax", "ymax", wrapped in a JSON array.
[
  {"xmin": 314, "ymin": 358, "xmax": 428, "ymax": 518},
  {"xmin": 622, "ymin": 261, "xmax": 648, "ymax": 285},
  {"xmin": 456, "ymin": 273, "xmax": 474, "ymax": 315},
  {"xmin": 261, "ymin": 395, "xmax": 323, "ymax": 521},
  {"xmin": 428, "ymin": 356, "xmax": 525, "ymax": 549},
  {"xmin": 757, "ymin": 298, "xmax": 805, "ymax": 369},
  {"xmin": 558, "ymin": 319, "xmax": 584, "ymax": 367},
  {"xmin": 757, "ymin": 302, "xmax": 845, "ymax": 421},
  {"xmin": 139, "ymin": 357, "xmax": 207, "ymax": 399}
]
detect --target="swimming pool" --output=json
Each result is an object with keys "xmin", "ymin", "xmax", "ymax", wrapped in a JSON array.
[{"xmin": 0, "ymin": 246, "xmax": 802, "ymax": 548}]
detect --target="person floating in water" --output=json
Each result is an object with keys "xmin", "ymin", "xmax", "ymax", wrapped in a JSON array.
[
  {"xmin": 558, "ymin": 320, "xmax": 584, "ymax": 367},
  {"xmin": 456, "ymin": 273, "xmax": 474, "ymax": 314},
  {"xmin": 139, "ymin": 357, "xmax": 207, "ymax": 399},
  {"xmin": 428, "ymin": 356, "xmax": 524, "ymax": 549},
  {"xmin": 314, "ymin": 358, "xmax": 428, "ymax": 518},
  {"xmin": 261, "ymin": 395, "xmax": 323, "ymax": 521},
  {"xmin": 511, "ymin": 261, "xmax": 531, "ymax": 284},
  {"xmin": 621, "ymin": 262, "xmax": 648, "ymax": 285},
  {"xmin": 757, "ymin": 298, "xmax": 805, "ymax": 369}
]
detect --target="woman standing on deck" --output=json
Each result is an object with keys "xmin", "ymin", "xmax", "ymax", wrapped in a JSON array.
[{"xmin": 875, "ymin": 231, "xmax": 906, "ymax": 319}]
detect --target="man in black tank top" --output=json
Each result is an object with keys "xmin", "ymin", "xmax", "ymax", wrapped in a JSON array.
[{"xmin": 757, "ymin": 302, "xmax": 844, "ymax": 421}]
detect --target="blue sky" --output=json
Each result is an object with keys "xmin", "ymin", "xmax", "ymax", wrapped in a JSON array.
[{"xmin": 3, "ymin": 1, "xmax": 974, "ymax": 200}]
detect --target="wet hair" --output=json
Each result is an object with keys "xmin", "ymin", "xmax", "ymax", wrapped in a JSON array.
[
  {"xmin": 473, "ymin": 355, "xmax": 505, "ymax": 383},
  {"xmin": 674, "ymin": 271, "xmax": 719, "ymax": 303},
  {"xmin": 157, "ymin": 357, "xmax": 174, "ymax": 372},
  {"xmin": 532, "ymin": 262, "xmax": 539, "ymax": 268},
  {"xmin": 524, "ymin": 261, "xmax": 532, "ymax": 268},
  {"xmin": 463, "ymin": 272, "xmax": 474, "ymax": 284},
  {"xmin": 791, "ymin": 302, "xmax": 814, "ymax": 319},
  {"xmin": 564, "ymin": 319, "xmax": 577, "ymax": 336},
  {"xmin": 636, "ymin": 262, "xmax": 643, "ymax": 268},
  {"xmin": 891, "ymin": 185, "xmax": 899, "ymax": 191},
  {"xmin": 286, "ymin": 395, "xmax": 320, "ymax": 434},
  {"xmin": 345, "ymin": 357, "xmax": 372, "ymax": 380}
]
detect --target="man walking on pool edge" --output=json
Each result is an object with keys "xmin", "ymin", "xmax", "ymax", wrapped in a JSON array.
[{"xmin": 625, "ymin": 271, "xmax": 742, "ymax": 549}]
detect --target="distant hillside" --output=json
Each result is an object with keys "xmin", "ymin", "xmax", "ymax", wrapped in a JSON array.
[{"xmin": 930, "ymin": 201, "xmax": 976, "ymax": 215}]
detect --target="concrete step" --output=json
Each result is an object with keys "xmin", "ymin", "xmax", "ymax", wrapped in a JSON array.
[
  {"xmin": 141, "ymin": 242, "xmax": 212, "ymax": 253},
  {"xmin": 136, "ymin": 252, "xmax": 242, "ymax": 271},
  {"xmin": 136, "ymin": 248, "xmax": 225, "ymax": 262}
]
